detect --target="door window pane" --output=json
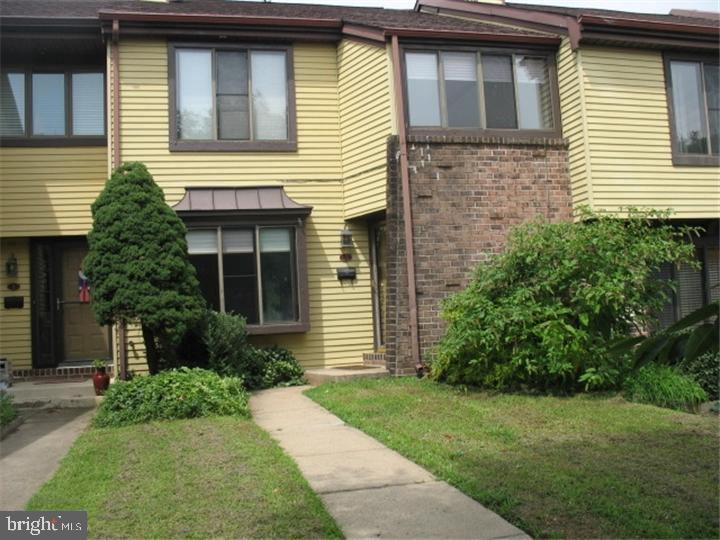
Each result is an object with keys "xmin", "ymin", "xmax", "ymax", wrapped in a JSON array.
[
  {"xmin": 223, "ymin": 229, "xmax": 258, "ymax": 324},
  {"xmin": 670, "ymin": 61, "xmax": 709, "ymax": 154},
  {"xmin": 0, "ymin": 72, "xmax": 25, "ymax": 136},
  {"xmin": 32, "ymin": 73, "xmax": 65, "ymax": 135},
  {"xmin": 260, "ymin": 228, "xmax": 296, "ymax": 322},
  {"xmin": 217, "ymin": 51, "xmax": 249, "ymax": 140},
  {"xmin": 72, "ymin": 73, "xmax": 104, "ymax": 135},
  {"xmin": 515, "ymin": 56, "xmax": 552, "ymax": 129},
  {"xmin": 251, "ymin": 51, "xmax": 288, "ymax": 140},
  {"xmin": 406, "ymin": 52, "xmax": 441, "ymax": 127},
  {"xmin": 482, "ymin": 55, "xmax": 517, "ymax": 129},
  {"xmin": 442, "ymin": 52, "xmax": 480, "ymax": 128},
  {"xmin": 177, "ymin": 49, "xmax": 213, "ymax": 140},
  {"xmin": 703, "ymin": 63, "xmax": 719, "ymax": 155}
]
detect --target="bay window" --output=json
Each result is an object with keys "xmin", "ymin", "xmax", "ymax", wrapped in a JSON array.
[
  {"xmin": 665, "ymin": 55, "xmax": 719, "ymax": 166},
  {"xmin": 187, "ymin": 226, "xmax": 301, "ymax": 330},
  {"xmin": 404, "ymin": 48, "xmax": 557, "ymax": 134},
  {"xmin": 0, "ymin": 69, "xmax": 105, "ymax": 143},
  {"xmin": 170, "ymin": 44, "xmax": 296, "ymax": 151}
]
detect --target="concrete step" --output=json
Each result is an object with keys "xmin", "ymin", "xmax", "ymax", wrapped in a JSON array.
[{"xmin": 305, "ymin": 366, "xmax": 389, "ymax": 386}]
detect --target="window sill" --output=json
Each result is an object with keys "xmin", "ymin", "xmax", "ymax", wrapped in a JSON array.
[
  {"xmin": 0, "ymin": 137, "xmax": 107, "ymax": 148},
  {"xmin": 170, "ymin": 140, "xmax": 298, "ymax": 153},
  {"xmin": 247, "ymin": 322, "xmax": 309, "ymax": 336},
  {"xmin": 672, "ymin": 154, "xmax": 720, "ymax": 167}
]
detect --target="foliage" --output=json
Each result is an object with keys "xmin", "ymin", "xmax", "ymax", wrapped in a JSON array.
[
  {"xmin": 93, "ymin": 368, "xmax": 249, "ymax": 427},
  {"xmin": 629, "ymin": 301, "xmax": 719, "ymax": 367},
  {"xmin": 204, "ymin": 311, "xmax": 264, "ymax": 388},
  {"xmin": 85, "ymin": 162, "xmax": 206, "ymax": 374},
  {"xmin": 307, "ymin": 378, "xmax": 719, "ymax": 539},
  {"xmin": 680, "ymin": 351, "xmax": 720, "ymax": 401},
  {"xmin": 92, "ymin": 359, "xmax": 107, "ymax": 370},
  {"xmin": 624, "ymin": 364, "xmax": 707, "ymax": 411},
  {"xmin": 27, "ymin": 417, "xmax": 342, "ymax": 539},
  {"xmin": 0, "ymin": 391, "xmax": 17, "ymax": 427},
  {"xmin": 257, "ymin": 346, "xmax": 306, "ymax": 388},
  {"xmin": 431, "ymin": 208, "xmax": 700, "ymax": 392},
  {"xmin": 204, "ymin": 311, "xmax": 305, "ymax": 389}
]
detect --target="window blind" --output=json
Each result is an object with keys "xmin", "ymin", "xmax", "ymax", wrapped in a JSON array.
[
  {"xmin": 0, "ymin": 72, "xmax": 25, "ymax": 136},
  {"xmin": 187, "ymin": 230, "xmax": 218, "ymax": 254},
  {"xmin": 72, "ymin": 73, "xmax": 104, "ymax": 135},
  {"xmin": 222, "ymin": 230, "xmax": 254, "ymax": 253},
  {"xmin": 260, "ymin": 228, "xmax": 291, "ymax": 253}
]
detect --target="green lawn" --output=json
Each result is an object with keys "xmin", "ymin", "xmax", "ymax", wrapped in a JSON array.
[
  {"xmin": 27, "ymin": 416, "xmax": 341, "ymax": 539},
  {"xmin": 306, "ymin": 378, "xmax": 719, "ymax": 539}
]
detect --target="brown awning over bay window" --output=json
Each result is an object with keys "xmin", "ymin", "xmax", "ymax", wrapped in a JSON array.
[{"xmin": 172, "ymin": 186, "xmax": 312, "ymax": 218}]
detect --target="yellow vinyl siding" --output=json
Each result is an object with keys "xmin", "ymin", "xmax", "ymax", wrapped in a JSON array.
[
  {"xmin": 580, "ymin": 47, "xmax": 720, "ymax": 217},
  {"xmin": 556, "ymin": 38, "xmax": 591, "ymax": 211},
  {"xmin": 0, "ymin": 238, "xmax": 31, "ymax": 369},
  {"xmin": 0, "ymin": 147, "xmax": 109, "ymax": 237},
  {"xmin": 114, "ymin": 38, "xmax": 375, "ymax": 370},
  {"xmin": 338, "ymin": 39, "xmax": 393, "ymax": 219}
]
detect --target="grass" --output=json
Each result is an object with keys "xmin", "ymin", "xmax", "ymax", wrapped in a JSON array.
[
  {"xmin": 306, "ymin": 378, "xmax": 719, "ymax": 539},
  {"xmin": 27, "ymin": 416, "xmax": 341, "ymax": 539}
]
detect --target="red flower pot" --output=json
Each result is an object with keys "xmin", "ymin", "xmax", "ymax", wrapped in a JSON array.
[{"xmin": 93, "ymin": 367, "xmax": 110, "ymax": 396}]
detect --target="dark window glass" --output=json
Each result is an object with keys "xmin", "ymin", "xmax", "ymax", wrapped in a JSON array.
[
  {"xmin": 442, "ymin": 52, "xmax": 480, "ymax": 128},
  {"xmin": 260, "ymin": 228, "xmax": 297, "ymax": 322},
  {"xmin": 0, "ymin": 72, "xmax": 25, "ymax": 136},
  {"xmin": 217, "ymin": 51, "xmax": 249, "ymax": 140},
  {"xmin": 406, "ymin": 52, "xmax": 441, "ymax": 127},
  {"xmin": 189, "ymin": 254, "xmax": 220, "ymax": 311},
  {"xmin": 703, "ymin": 63, "xmax": 719, "ymax": 155},
  {"xmin": 482, "ymin": 55, "xmax": 517, "ymax": 129},
  {"xmin": 670, "ymin": 61, "xmax": 709, "ymax": 155},
  {"xmin": 222, "ymin": 229, "xmax": 258, "ymax": 324}
]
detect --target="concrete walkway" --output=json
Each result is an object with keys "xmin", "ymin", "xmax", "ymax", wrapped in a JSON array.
[
  {"xmin": 0, "ymin": 408, "xmax": 94, "ymax": 510},
  {"xmin": 251, "ymin": 386, "xmax": 529, "ymax": 540}
]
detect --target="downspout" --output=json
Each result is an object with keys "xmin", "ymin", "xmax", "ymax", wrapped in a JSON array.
[
  {"xmin": 389, "ymin": 34, "xmax": 421, "ymax": 374},
  {"xmin": 111, "ymin": 19, "xmax": 127, "ymax": 381}
]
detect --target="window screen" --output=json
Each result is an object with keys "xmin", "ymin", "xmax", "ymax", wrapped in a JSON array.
[
  {"xmin": 482, "ymin": 55, "xmax": 517, "ymax": 129},
  {"xmin": 442, "ymin": 52, "xmax": 480, "ymax": 128},
  {"xmin": 217, "ymin": 51, "xmax": 249, "ymax": 140},
  {"xmin": 72, "ymin": 73, "xmax": 104, "ymax": 135}
]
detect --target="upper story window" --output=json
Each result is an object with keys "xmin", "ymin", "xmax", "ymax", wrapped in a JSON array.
[
  {"xmin": 665, "ymin": 55, "xmax": 719, "ymax": 166},
  {"xmin": 170, "ymin": 44, "xmax": 296, "ymax": 152},
  {"xmin": 404, "ymin": 49, "xmax": 557, "ymax": 134},
  {"xmin": 0, "ymin": 70, "xmax": 105, "ymax": 145}
]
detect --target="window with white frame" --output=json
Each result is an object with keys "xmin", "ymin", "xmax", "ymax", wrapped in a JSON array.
[
  {"xmin": 404, "ymin": 49, "xmax": 555, "ymax": 132},
  {"xmin": 186, "ymin": 226, "xmax": 299, "ymax": 326}
]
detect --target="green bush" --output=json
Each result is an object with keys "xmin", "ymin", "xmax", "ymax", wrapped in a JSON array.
[
  {"xmin": 624, "ymin": 364, "xmax": 707, "ymax": 411},
  {"xmin": 203, "ymin": 311, "xmax": 304, "ymax": 389},
  {"xmin": 0, "ymin": 392, "xmax": 17, "ymax": 427},
  {"xmin": 93, "ymin": 368, "xmax": 249, "ymax": 428},
  {"xmin": 680, "ymin": 351, "xmax": 719, "ymax": 401},
  {"xmin": 432, "ymin": 209, "xmax": 699, "ymax": 392},
  {"xmin": 85, "ymin": 162, "xmax": 206, "ymax": 374},
  {"xmin": 257, "ymin": 346, "xmax": 306, "ymax": 388}
]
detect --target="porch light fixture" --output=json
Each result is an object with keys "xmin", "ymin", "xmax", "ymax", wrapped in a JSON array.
[
  {"xmin": 5, "ymin": 254, "xmax": 18, "ymax": 278},
  {"xmin": 340, "ymin": 228, "xmax": 353, "ymax": 248}
]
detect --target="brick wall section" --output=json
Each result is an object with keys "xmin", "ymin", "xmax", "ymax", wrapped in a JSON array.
[{"xmin": 386, "ymin": 135, "xmax": 573, "ymax": 374}]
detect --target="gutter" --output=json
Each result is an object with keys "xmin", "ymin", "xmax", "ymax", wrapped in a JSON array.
[
  {"xmin": 389, "ymin": 34, "xmax": 421, "ymax": 373},
  {"xmin": 111, "ymin": 18, "xmax": 128, "ymax": 382},
  {"xmin": 98, "ymin": 10, "xmax": 343, "ymax": 29}
]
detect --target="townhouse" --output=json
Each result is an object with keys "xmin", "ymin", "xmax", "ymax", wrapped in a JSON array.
[{"xmin": 0, "ymin": 0, "xmax": 717, "ymax": 379}]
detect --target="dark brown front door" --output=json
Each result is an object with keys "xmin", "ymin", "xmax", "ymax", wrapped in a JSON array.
[{"xmin": 31, "ymin": 239, "xmax": 110, "ymax": 367}]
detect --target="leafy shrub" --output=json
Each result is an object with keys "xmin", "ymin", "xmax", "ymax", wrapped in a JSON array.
[
  {"xmin": 432, "ymin": 209, "xmax": 699, "ymax": 392},
  {"xmin": 680, "ymin": 351, "xmax": 719, "ymax": 401},
  {"xmin": 257, "ymin": 346, "xmax": 306, "ymax": 388},
  {"xmin": 93, "ymin": 368, "xmax": 249, "ymax": 427},
  {"xmin": 624, "ymin": 364, "xmax": 707, "ymax": 411},
  {"xmin": 203, "ymin": 311, "xmax": 304, "ymax": 389},
  {"xmin": 204, "ymin": 311, "xmax": 264, "ymax": 389},
  {"xmin": 0, "ymin": 392, "xmax": 17, "ymax": 427}
]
